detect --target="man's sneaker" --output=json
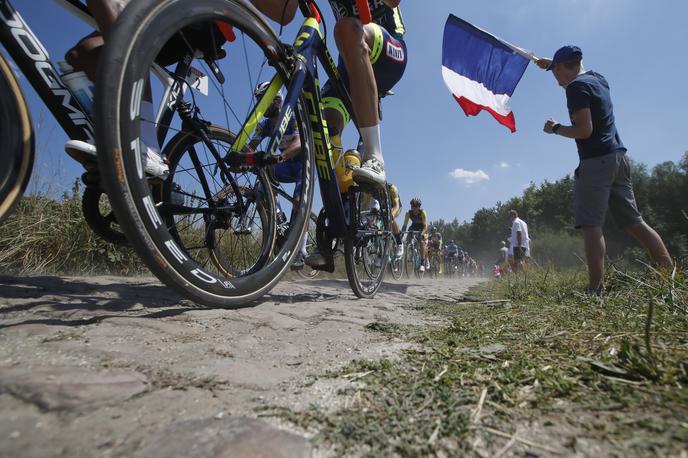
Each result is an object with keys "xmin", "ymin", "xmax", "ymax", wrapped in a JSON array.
[
  {"xmin": 144, "ymin": 146, "xmax": 169, "ymax": 180},
  {"xmin": 352, "ymin": 159, "xmax": 386, "ymax": 185},
  {"xmin": 419, "ymin": 265, "xmax": 425, "ymax": 273},
  {"xmin": 305, "ymin": 250, "xmax": 327, "ymax": 268},
  {"xmin": 65, "ymin": 140, "xmax": 97, "ymax": 167},
  {"xmin": 65, "ymin": 140, "xmax": 169, "ymax": 179}
]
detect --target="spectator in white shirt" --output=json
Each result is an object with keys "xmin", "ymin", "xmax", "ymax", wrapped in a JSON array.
[{"xmin": 509, "ymin": 210, "xmax": 530, "ymax": 271}]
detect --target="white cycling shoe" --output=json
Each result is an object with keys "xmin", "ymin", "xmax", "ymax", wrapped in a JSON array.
[
  {"xmin": 65, "ymin": 140, "xmax": 169, "ymax": 180},
  {"xmin": 352, "ymin": 159, "xmax": 386, "ymax": 186}
]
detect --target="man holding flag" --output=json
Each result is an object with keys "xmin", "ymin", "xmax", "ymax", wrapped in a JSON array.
[{"xmin": 538, "ymin": 46, "xmax": 672, "ymax": 293}]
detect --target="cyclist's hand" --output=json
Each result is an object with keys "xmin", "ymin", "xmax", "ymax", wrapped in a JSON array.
[{"xmin": 543, "ymin": 118, "xmax": 558, "ymax": 134}]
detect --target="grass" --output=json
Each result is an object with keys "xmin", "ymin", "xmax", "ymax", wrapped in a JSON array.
[
  {"xmin": 264, "ymin": 265, "xmax": 688, "ymax": 457},
  {"xmin": 0, "ymin": 182, "xmax": 145, "ymax": 275}
]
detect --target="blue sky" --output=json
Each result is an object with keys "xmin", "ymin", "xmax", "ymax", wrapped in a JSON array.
[{"xmin": 10, "ymin": 0, "xmax": 688, "ymax": 223}]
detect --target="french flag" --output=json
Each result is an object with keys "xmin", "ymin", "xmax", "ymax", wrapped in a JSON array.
[{"xmin": 442, "ymin": 15, "xmax": 530, "ymax": 133}]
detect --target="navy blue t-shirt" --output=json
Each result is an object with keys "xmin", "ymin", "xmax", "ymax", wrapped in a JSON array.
[{"xmin": 566, "ymin": 71, "xmax": 626, "ymax": 160}]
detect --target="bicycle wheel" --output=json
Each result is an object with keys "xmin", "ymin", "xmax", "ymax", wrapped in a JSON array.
[
  {"xmin": 0, "ymin": 53, "xmax": 34, "ymax": 223},
  {"xmin": 344, "ymin": 183, "xmax": 390, "ymax": 298},
  {"xmin": 161, "ymin": 125, "xmax": 274, "ymax": 277},
  {"xmin": 403, "ymin": 243, "xmax": 414, "ymax": 279},
  {"xmin": 95, "ymin": 0, "xmax": 314, "ymax": 307},
  {"xmin": 388, "ymin": 237, "xmax": 403, "ymax": 280},
  {"xmin": 295, "ymin": 215, "xmax": 319, "ymax": 280}
]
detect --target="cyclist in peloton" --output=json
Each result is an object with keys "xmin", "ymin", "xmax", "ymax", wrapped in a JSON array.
[
  {"xmin": 63, "ymin": 0, "xmax": 168, "ymax": 178},
  {"xmin": 249, "ymin": 82, "xmax": 308, "ymax": 268},
  {"xmin": 251, "ymin": 0, "xmax": 407, "ymax": 186},
  {"xmin": 427, "ymin": 226, "xmax": 442, "ymax": 271},
  {"xmin": 445, "ymin": 239, "xmax": 459, "ymax": 270},
  {"xmin": 401, "ymin": 197, "xmax": 428, "ymax": 272}
]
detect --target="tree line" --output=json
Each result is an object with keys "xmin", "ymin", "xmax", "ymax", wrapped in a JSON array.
[{"xmin": 432, "ymin": 152, "xmax": 688, "ymax": 267}]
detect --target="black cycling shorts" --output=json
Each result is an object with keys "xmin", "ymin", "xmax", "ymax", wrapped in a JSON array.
[{"xmin": 321, "ymin": 23, "xmax": 407, "ymax": 127}]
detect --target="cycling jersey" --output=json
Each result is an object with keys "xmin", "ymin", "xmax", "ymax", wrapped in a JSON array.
[
  {"xmin": 428, "ymin": 233, "xmax": 442, "ymax": 249},
  {"xmin": 251, "ymin": 117, "xmax": 298, "ymax": 150},
  {"xmin": 446, "ymin": 243, "xmax": 459, "ymax": 254},
  {"xmin": 327, "ymin": 0, "xmax": 406, "ymax": 39},
  {"xmin": 403, "ymin": 209, "xmax": 426, "ymax": 231}
]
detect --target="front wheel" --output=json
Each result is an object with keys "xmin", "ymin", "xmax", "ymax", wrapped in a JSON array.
[
  {"xmin": 344, "ymin": 184, "xmax": 390, "ymax": 298},
  {"xmin": 94, "ymin": 0, "xmax": 314, "ymax": 306},
  {"xmin": 0, "ymin": 53, "xmax": 34, "ymax": 223}
]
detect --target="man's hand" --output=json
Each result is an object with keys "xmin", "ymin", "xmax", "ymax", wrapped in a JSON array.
[
  {"xmin": 535, "ymin": 58, "xmax": 551, "ymax": 70},
  {"xmin": 543, "ymin": 118, "xmax": 559, "ymax": 134}
]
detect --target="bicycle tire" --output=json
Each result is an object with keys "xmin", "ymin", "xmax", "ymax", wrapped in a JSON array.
[
  {"xmin": 388, "ymin": 238, "xmax": 403, "ymax": 280},
  {"xmin": 344, "ymin": 184, "xmax": 390, "ymax": 298},
  {"xmin": 0, "ymin": 52, "xmax": 34, "ymax": 223},
  {"xmin": 161, "ymin": 125, "xmax": 275, "ymax": 278},
  {"xmin": 95, "ymin": 0, "xmax": 314, "ymax": 307}
]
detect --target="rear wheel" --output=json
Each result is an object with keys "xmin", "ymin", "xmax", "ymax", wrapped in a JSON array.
[
  {"xmin": 95, "ymin": 0, "xmax": 314, "ymax": 307},
  {"xmin": 0, "ymin": 53, "xmax": 34, "ymax": 223}
]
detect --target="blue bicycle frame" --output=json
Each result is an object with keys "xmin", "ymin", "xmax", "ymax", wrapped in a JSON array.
[{"xmin": 229, "ymin": 9, "xmax": 358, "ymax": 239}]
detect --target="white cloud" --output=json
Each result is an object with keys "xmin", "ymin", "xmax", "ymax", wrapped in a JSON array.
[
  {"xmin": 449, "ymin": 168, "xmax": 490, "ymax": 186},
  {"xmin": 498, "ymin": 161, "xmax": 510, "ymax": 169}
]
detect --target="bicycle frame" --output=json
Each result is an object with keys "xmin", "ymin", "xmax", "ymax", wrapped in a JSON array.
[
  {"xmin": 0, "ymin": 0, "xmax": 195, "ymax": 149},
  {"xmin": 229, "ymin": 4, "xmax": 357, "ymax": 239},
  {"xmin": 0, "ymin": 0, "xmax": 95, "ymax": 143}
]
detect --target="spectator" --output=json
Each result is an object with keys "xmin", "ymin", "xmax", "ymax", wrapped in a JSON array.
[
  {"xmin": 538, "ymin": 46, "xmax": 672, "ymax": 293},
  {"xmin": 509, "ymin": 210, "xmax": 530, "ymax": 272},
  {"xmin": 496, "ymin": 240, "xmax": 509, "ymax": 268}
]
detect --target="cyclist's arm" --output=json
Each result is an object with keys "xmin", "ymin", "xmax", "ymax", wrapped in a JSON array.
[
  {"xmin": 281, "ymin": 135, "xmax": 301, "ymax": 160},
  {"xmin": 421, "ymin": 211, "xmax": 428, "ymax": 235},
  {"xmin": 402, "ymin": 211, "xmax": 410, "ymax": 232},
  {"xmin": 384, "ymin": 0, "xmax": 401, "ymax": 7}
]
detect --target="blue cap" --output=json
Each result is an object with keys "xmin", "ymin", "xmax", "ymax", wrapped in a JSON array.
[{"xmin": 547, "ymin": 45, "xmax": 583, "ymax": 71}]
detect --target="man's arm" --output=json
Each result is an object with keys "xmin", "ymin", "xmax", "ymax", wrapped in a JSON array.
[
  {"xmin": 384, "ymin": 0, "xmax": 401, "ymax": 7},
  {"xmin": 280, "ymin": 135, "xmax": 301, "ymax": 160},
  {"xmin": 544, "ymin": 109, "xmax": 593, "ymax": 139},
  {"xmin": 402, "ymin": 211, "xmax": 409, "ymax": 232}
]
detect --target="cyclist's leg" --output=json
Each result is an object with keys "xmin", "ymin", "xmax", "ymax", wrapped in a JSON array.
[
  {"xmin": 65, "ymin": 31, "xmax": 103, "ymax": 82},
  {"xmin": 335, "ymin": 21, "xmax": 407, "ymax": 183},
  {"xmin": 249, "ymin": 0, "xmax": 298, "ymax": 25}
]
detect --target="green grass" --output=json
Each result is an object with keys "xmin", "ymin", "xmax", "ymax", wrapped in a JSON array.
[{"xmin": 265, "ymin": 265, "xmax": 688, "ymax": 457}]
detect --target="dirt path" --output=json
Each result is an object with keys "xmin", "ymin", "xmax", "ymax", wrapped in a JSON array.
[{"xmin": 0, "ymin": 274, "xmax": 483, "ymax": 457}]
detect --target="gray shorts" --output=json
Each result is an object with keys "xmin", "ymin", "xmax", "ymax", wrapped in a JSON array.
[{"xmin": 573, "ymin": 151, "xmax": 643, "ymax": 228}]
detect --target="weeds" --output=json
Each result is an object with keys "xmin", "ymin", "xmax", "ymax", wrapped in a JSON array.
[
  {"xmin": 268, "ymin": 266, "xmax": 688, "ymax": 456},
  {"xmin": 0, "ymin": 183, "xmax": 145, "ymax": 275}
]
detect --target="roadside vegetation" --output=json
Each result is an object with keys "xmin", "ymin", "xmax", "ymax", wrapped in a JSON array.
[
  {"xmin": 433, "ymin": 152, "xmax": 688, "ymax": 268},
  {"xmin": 267, "ymin": 265, "xmax": 688, "ymax": 457},
  {"xmin": 0, "ymin": 181, "xmax": 145, "ymax": 275}
]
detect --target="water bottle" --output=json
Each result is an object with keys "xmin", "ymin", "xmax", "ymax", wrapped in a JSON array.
[{"xmin": 58, "ymin": 61, "xmax": 95, "ymax": 115}]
